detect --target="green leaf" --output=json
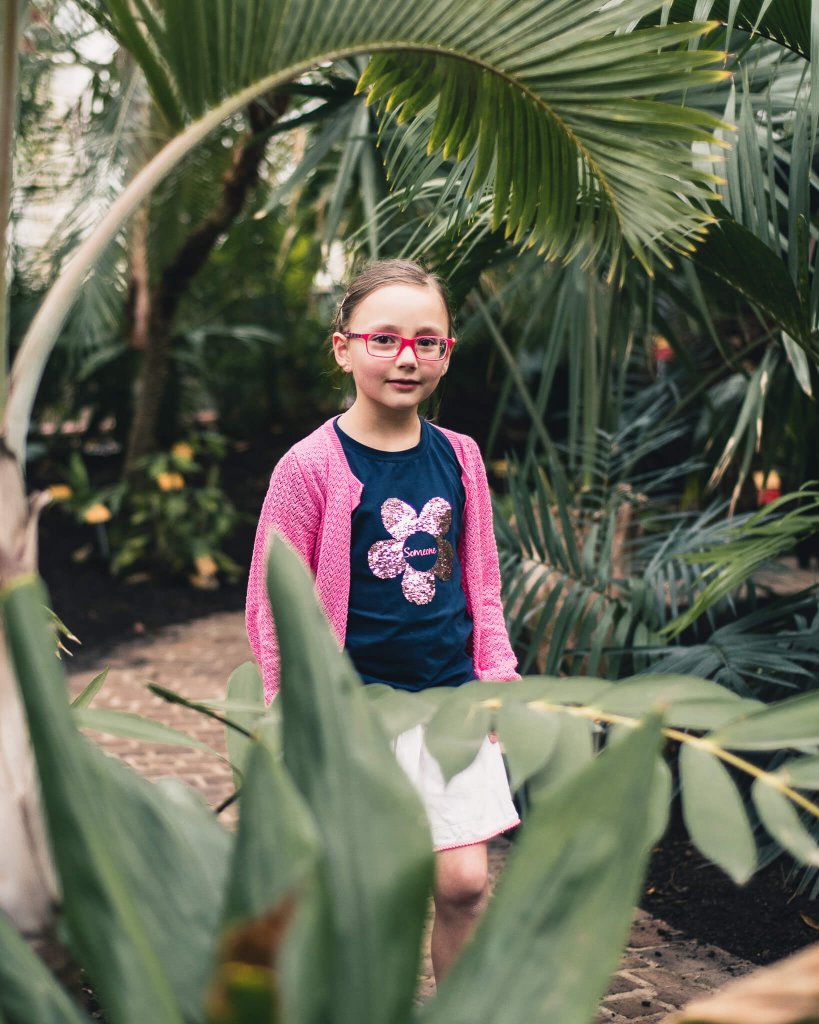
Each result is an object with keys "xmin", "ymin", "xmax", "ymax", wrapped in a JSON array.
[
  {"xmin": 223, "ymin": 661, "xmax": 265, "ymax": 786},
  {"xmin": 648, "ymin": 755, "xmax": 673, "ymax": 847},
  {"xmin": 595, "ymin": 673, "xmax": 743, "ymax": 716},
  {"xmin": 73, "ymin": 707, "xmax": 224, "ymax": 760},
  {"xmin": 424, "ymin": 691, "xmax": 492, "ymax": 783},
  {"xmin": 2, "ymin": 576, "xmax": 231, "ymax": 1024},
  {"xmin": 265, "ymin": 536, "xmax": 434, "ymax": 1024},
  {"xmin": 420, "ymin": 713, "xmax": 665, "ymax": 1024},
  {"xmin": 0, "ymin": 910, "xmax": 93, "ymax": 1024},
  {"xmin": 7, "ymin": 1, "xmax": 733, "ymax": 461},
  {"xmin": 664, "ymin": 697, "xmax": 764, "ymax": 731},
  {"xmin": 365, "ymin": 683, "xmax": 451, "ymax": 738},
  {"xmin": 693, "ymin": 213, "xmax": 815, "ymax": 358},
  {"xmin": 526, "ymin": 712, "xmax": 596, "ymax": 801},
  {"xmin": 679, "ymin": 744, "xmax": 756, "ymax": 884},
  {"xmin": 510, "ymin": 675, "xmax": 613, "ymax": 706},
  {"xmin": 654, "ymin": 0, "xmax": 812, "ymax": 60},
  {"xmin": 710, "ymin": 690, "xmax": 819, "ymax": 750},
  {"xmin": 777, "ymin": 754, "xmax": 819, "ymax": 791},
  {"xmin": 71, "ymin": 666, "xmax": 109, "ymax": 708},
  {"xmin": 495, "ymin": 700, "xmax": 561, "ymax": 792},
  {"xmin": 752, "ymin": 779, "xmax": 819, "ymax": 866},
  {"xmin": 222, "ymin": 741, "xmax": 319, "ymax": 926},
  {"xmin": 217, "ymin": 741, "xmax": 328, "ymax": 1023}
]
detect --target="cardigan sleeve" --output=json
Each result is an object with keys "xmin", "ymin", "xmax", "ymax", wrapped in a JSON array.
[
  {"xmin": 246, "ymin": 448, "xmax": 323, "ymax": 701},
  {"xmin": 464, "ymin": 438, "xmax": 520, "ymax": 681}
]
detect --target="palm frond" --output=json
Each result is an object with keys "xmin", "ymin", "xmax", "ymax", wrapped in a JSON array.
[
  {"xmin": 496, "ymin": 454, "xmax": 660, "ymax": 678},
  {"xmin": 9, "ymin": 0, "xmax": 736, "ymax": 461},
  {"xmin": 638, "ymin": 590, "xmax": 819, "ymax": 699},
  {"xmin": 690, "ymin": 60, "xmax": 819, "ymax": 360},
  {"xmin": 663, "ymin": 484, "xmax": 819, "ymax": 636},
  {"xmin": 362, "ymin": 16, "xmax": 728, "ymax": 276},
  {"xmin": 652, "ymin": 0, "xmax": 812, "ymax": 62}
]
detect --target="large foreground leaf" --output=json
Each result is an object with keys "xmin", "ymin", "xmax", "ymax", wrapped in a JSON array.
[
  {"xmin": 420, "ymin": 713, "xmax": 666, "ymax": 1024},
  {"xmin": 1, "ymin": 577, "xmax": 231, "ymax": 1024},
  {"xmin": 209, "ymin": 741, "xmax": 326, "ymax": 1024},
  {"xmin": 265, "ymin": 535, "xmax": 435, "ymax": 1024},
  {"xmin": 0, "ymin": 911, "xmax": 92, "ymax": 1024}
]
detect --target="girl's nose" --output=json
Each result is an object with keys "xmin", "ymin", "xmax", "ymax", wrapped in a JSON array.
[{"xmin": 395, "ymin": 341, "xmax": 419, "ymax": 367}]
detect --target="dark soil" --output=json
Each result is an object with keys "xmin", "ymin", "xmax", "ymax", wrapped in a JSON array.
[
  {"xmin": 34, "ymin": 442, "xmax": 819, "ymax": 972},
  {"xmin": 642, "ymin": 812, "xmax": 819, "ymax": 966}
]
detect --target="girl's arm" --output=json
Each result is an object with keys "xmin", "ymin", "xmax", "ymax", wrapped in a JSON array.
[
  {"xmin": 246, "ymin": 449, "xmax": 323, "ymax": 701},
  {"xmin": 471, "ymin": 451, "xmax": 520, "ymax": 681}
]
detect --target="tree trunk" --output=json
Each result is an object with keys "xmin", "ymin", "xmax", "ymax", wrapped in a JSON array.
[
  {"xmin": 0, "ymin": 445, "xmax": 58, "ymax": 933},
  {"xmin": 123, "ymin": 97, "xmax": 287, "ymax": 475}
]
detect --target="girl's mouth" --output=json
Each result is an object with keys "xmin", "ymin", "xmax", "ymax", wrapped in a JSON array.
[{"xmin": 386, "ymin": 379, "xmax": 422, "ymax": 390}]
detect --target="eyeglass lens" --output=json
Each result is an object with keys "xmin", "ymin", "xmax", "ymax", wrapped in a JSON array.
[{"xmin": 366, "ymin": 333, "xmax": 448, "ymax": 360}]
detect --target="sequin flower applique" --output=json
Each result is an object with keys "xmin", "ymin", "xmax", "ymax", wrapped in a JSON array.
[{"xmin": 368, "ymin": 497, "xmax": 454, "ymax": 605}]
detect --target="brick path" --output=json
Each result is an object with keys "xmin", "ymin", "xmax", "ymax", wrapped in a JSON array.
[{"xmin": 67, "ymin": 609, "xmax": 753, "ymax": 1021}]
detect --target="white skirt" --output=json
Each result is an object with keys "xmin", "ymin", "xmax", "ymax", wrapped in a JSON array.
[{"xmin": 394, "ymin": 724, "xmax": 520, "ymax": 851}]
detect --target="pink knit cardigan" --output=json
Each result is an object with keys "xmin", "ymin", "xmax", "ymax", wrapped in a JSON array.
[{"xmin": 246, "ymin": 418, "xmax": 519, "ymax": 701}]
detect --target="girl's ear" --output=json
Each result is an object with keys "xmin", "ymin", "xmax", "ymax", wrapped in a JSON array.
[{"xmin": 332, "ymin": 331, "xmax": 353, "ymax": 373}]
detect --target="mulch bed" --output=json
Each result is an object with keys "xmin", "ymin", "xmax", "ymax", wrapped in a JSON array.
[{"xmin": 642, "ymin": 812, "xmax": 819, "ymax": 966}]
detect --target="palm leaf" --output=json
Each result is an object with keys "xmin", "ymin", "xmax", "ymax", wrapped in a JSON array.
[
  {"xmin": 363, "ymin": 15, "xmax": 727, "ymax": 277},
  {"xmin": 654, "ymin": 0, "xmax": 812, "ymax": 61},
  {"xmin": 5, "ymin": 0, "xmax": 731, "ymax": 460},
  {"xmin": 663, "ymin": 485, "xmax": 819, "ymax": 636}
]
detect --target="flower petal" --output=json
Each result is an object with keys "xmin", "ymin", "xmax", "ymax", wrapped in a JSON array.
[
  {"xmin": 402, "ymin": 566, "xmax": 435, "ymax": 605},
  {"xmin": 381, "ymin": 498, "xmax": 418, "ymax": 540},
  {"xmin": 417, "ymin": 497, "xmax": 452, "ymax": 538},
  {"xmin": 433, "ymin": 539, "xmax": 453, "ymax": 581},
  {"xmin": 368, "ymin": 539, "xmax": 405, "ymax": 579}
]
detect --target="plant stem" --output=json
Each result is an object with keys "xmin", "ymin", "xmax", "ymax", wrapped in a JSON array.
[
  {"xmin": 0, "ymin": 0, "xmax": 24, "ymax": 420},
  {"xmin": 517, "ymin": 699, "xmax": 819, "ymax": 820}
]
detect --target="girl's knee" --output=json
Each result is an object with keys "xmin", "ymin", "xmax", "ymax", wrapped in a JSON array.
[{"xmin": 434, "ymin": 847, "xmax": 489, "ymax": 912}]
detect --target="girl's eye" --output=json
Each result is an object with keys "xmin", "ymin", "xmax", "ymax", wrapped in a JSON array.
[
  {"xmin": 415, "ymin": 337, "xmax": 438, "ymax": 351},
  {"xmin": 370, "ymin": 333, "xmax": 398, "ymax": 347}
]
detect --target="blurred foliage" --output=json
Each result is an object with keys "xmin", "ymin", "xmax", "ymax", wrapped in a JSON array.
[{"xmin": 6, "ymin": 539, "xmax": 819, "ymax": 1020}]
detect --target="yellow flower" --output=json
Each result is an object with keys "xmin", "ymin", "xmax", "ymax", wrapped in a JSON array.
[
  {"xmin": 194, "ymin": 554, "xmax": 218, "ymax": 577},
  {"xmin": 171, "ymin": 442, "xmax": 194, "ymax": 461},
  {"xmin": 189, "ymin": 572, "xmax": 218, "ymax": 591},
  {"xmin": 84, "ymin": 503, "xmax": 111, "ymax": 524},
  {"xmin": 156, "ymin": 471, "xmax": 185, "ymax": 491},
  {"xmin": 48, "ymin": 484, "xmax": 73, "ymax": 501}
]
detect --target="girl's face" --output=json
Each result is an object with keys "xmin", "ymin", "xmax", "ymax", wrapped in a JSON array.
[{"xmin": 332, "ymin": 283, "xmax": 452, "ymax": 419}]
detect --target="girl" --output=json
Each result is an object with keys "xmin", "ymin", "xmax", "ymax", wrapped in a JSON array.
[{"xmin": 246, "ymin": 259, "xmax": 519, "ymax": 981}]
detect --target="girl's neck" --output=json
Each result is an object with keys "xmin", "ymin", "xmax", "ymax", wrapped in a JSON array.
[{"xmin": 337, "ymin": 405, "xmax": 422, "ymax": 451}]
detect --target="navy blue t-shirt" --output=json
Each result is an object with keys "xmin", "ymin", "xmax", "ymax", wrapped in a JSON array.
[{"xmin": 334, "ymin": 418, "xmax": 475, "ymax": 690}]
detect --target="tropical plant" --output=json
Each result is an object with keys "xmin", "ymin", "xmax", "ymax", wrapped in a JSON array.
[
  {"xmin": 107, "ymin": 432, "xmax": 242, "ymax": 584},
  {"xmin": 6, "ymin": 537, "xmax": 819, "ymax": 1022},
  {"xmin": 496, "ymin": 446, "xmax": 819, "ymax": 697},
  {"xmin": 0, "ymin": 0, "xmax": 747, "ymax": 936}
]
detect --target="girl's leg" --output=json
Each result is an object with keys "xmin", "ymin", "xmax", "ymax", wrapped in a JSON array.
[{"xmin": 431, "ymin": 842, "xmax": 489, "ymax": 981}]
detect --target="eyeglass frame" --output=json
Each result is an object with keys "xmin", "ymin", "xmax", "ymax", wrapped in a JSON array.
[{"xmin": 344, "ymin": 332, "xmax": 455, "ymax": 362}]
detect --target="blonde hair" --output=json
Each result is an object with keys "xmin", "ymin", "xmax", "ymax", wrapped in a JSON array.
[{"xmin": 332, "ymin": 259, "xmax": 453, "ymax": 335}]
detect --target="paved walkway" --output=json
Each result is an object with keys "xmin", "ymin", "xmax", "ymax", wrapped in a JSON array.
[{"xmin": 66, "ymin": 609, "xmax": 753, "ymax": 1021}]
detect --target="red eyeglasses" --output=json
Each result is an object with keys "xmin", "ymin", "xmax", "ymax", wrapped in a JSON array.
[{"xmin": 345, "ymin": 332, "xmax": 455, "ymax": 361}]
